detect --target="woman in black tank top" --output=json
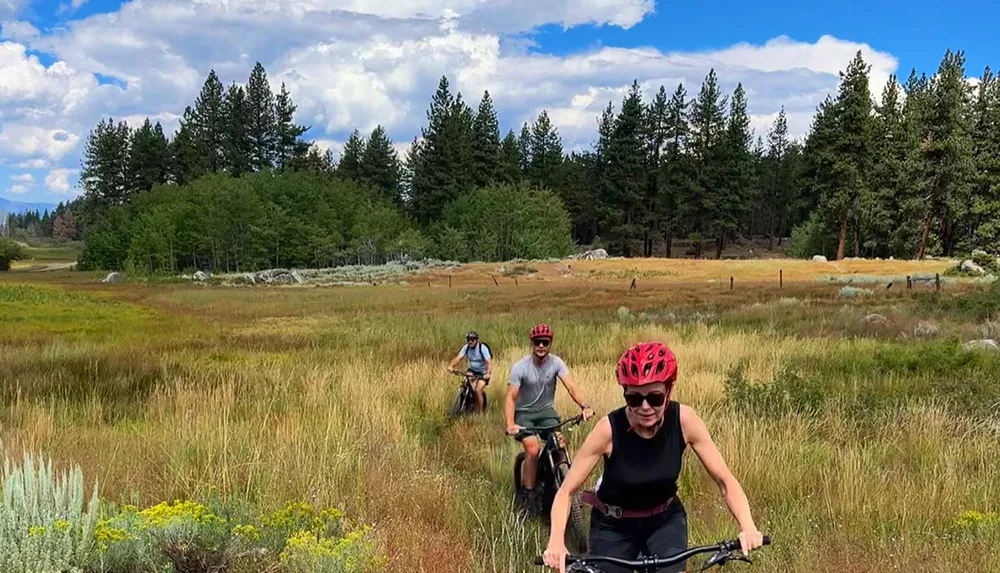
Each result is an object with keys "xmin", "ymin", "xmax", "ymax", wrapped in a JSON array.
[{"xmin": 541, "ymin": 342, "xmax": 765, "ymax": 573}]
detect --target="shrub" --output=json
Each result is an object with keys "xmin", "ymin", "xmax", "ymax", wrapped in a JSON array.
[
  {"xmin": 788, "ymin": 212, "xmax": 836, "ymax": 259},
  {"xmin": 438, "ymin": 183, "xmax": 574, "ymax": 262},
  {"xmin": 0, "ymin": 453, "xmax": 100, "ymax": 572},
  {"xmin": 0, "ymin": 238, "xmax": 29, "ymax": 271}
]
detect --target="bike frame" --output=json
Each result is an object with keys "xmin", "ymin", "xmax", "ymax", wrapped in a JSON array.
[{"xmin": 515, "ymin": 415, "xmax": 584, "ymax": 488}]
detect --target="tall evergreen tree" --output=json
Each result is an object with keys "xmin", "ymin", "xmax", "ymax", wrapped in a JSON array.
[
  {"xmin": 360, "ymin": 125, "xmax": 402, "ymax": 203},
  {"xmin": 517, "ymin": 123, "xmax": 533, "ymax": 175},
  {"xmin": 867, "ymin": 75, "xmax": 907, "ymax": 257},
  {"xmin": 642, "ymin": 86, "xmax": 669, "ymax": 256},
  {"xmin": 337, "ymin": 130, "xmax": 365, "ymax": 182},
  {"xmin": 604, "ymin": 81, "xmax": 647, "ymax": 256},
  {"xmin": 129, "ymin": 119, "xmax": 170, "ymax": 192},
  {"xmin": 471, "ymin": 91, "xmax": 501, "ymax": 188},
  {"xmin": 222, "ymin": 83, "xmax": 252, "ymax": 176},
  {"xmin": 80, "ymin": 117, "xmax": 132, "ymax": 210},
  {"xmin": 818, "ymin": 51, "xmax": 875, "ymax": 260},
  {"xmin": 170, "ymin": 106, "xmax": 208, "ymax": 185},
  {"xmin": 191, "ymin": 70, "xmax": 226, "ymax": 173},
  {"xmin": 498, "ymin": 129, "xmax": 522, "ymax": 185},
  {"xmin": 716, "ymin": 83, "xmax": 752, "ymax": 258},
  {"xmin": 275, "ymin": 83, "xmax": 310, "ymax": 171},
  {"xmin": 915, "ymin": 50, "xmax": 975, "ymax": 258},
  {"xmin": 682, "ymin": 69, "xmax": 728, "ymax": 258},
  {"xmin": 529, "ymin": 110, "xmax": 564, "ymax": 192},
  {"xmin": 971, "ymin": 67, "xmax": 1000, "ymax": 251},
  {"xmin": 660, "ymin": 84, "xmax": 692, "ymax": 257},
  {"xmin": 406, "ymin": 76, "xmax": 474, "ymax": 225},
  {"xmin": 246, "ymin": 62, "xmax": 277, "ymax": 171}
]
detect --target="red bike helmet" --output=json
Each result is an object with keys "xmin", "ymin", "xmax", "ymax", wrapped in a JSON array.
[
  {"xmin": 616, "ymin": 342, "xmax": 678, "ymax": 387},
  {"xmin": 529, "ymin": 324, "xmax": 553, "ymax": 340}
]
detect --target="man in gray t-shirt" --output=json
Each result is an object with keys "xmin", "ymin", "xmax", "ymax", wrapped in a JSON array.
[{"xmin": 505, "ymin": 323, "xmax": 594, "ymax": 508}]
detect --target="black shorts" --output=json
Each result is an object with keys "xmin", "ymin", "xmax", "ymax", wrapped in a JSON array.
[{"xmin": 587, "ymin": 498, "xmax": 688, "ymax": 573}]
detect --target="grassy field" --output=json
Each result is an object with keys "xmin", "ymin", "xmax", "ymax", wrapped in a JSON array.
[{"xmin": 1, "ymin": 257, "xmax": 999, "ymax": 572}]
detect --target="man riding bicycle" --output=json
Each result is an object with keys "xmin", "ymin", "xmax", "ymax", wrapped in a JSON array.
[
  {"xmin": 506, "ymin": 324, "xmax": 594, "ymax": 512},
  {"xmin": 447, "ymin": 330, "xmax": 492, "ymax": 414}
]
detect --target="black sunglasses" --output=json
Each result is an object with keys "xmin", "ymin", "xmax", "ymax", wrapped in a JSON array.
[
  {"xmin": 623, "ymin": 392, "xmax": 667, "ymax": 408},
  {"xmin": 531, "ymin": 338, "xmax": 551, "ymax": 347}
]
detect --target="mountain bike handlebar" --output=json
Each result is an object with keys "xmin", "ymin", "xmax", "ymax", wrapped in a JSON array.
[
  {"xmin": 513, "ymin": 414, "xmax": 585, "ymax": 440},
  {"xmin": 533, "ymin": 536, "xmax": 771, "ymax": 569}
]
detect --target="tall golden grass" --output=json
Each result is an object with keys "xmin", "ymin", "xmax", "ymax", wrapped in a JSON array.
[{"xmin": 0, "ymin": 260, "xmax": 997, "ymax": 572}]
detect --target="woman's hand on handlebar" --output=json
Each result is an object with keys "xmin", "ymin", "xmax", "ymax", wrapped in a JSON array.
[
  {"xmin": 542, "ymin": 541, "xmax": 568, "ymax": 573},
  {"xmin": 738, "ymin": 528, "xmax": 765, "ymax": 556},
  {"xmin": 506, "ymin": 423, "xmax": 523, "ymax": 436}
]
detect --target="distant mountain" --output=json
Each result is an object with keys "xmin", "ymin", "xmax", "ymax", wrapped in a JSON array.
[{"xmin": 0, "ymin": 196, "xmax": 58, "ymax": 215}]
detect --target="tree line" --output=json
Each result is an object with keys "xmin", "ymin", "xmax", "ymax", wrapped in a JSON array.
[{"xmin": 70, "ymin": 48, "xmax": 1000, "ymax": 273}]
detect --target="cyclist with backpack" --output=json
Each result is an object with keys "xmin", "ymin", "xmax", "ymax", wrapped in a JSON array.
[
  {"xmin": 447, "ymin": 330, "xmax": 492, "ymax": 413},
  {"xmin": 541, "ymin": 341, "xmax": 765, "ymax": 573}
]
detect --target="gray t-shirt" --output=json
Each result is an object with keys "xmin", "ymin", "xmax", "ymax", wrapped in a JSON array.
[{"xmin": 508, "ymin": 354, "xmax": 569, "ymax": 414}]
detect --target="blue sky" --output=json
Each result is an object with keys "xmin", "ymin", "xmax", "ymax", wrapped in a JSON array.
[{"xmin": 1, "ymin": 0, "xmax": 995, "ymax": 207}]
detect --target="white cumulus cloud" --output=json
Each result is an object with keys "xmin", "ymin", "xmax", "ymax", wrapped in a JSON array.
[
  {"xmin": 10, "ymin": 172, "xmax": 33, "ymax": 182},
  {"xmin": 0, "ymin": 0, "xmax": 903, "ymax": 202},
  {"xmin": 45, "ymin": 168, "xmax": 77, "ymax": 194},
  {"xmin": 0, "ymin": 124, "xmax": 81, "ymax": 160},
  {"xmin": 8, "ymin": 183, "xmax": 29, "ymax": 194}
]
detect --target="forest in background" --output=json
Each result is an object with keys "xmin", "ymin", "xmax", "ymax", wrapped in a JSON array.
[{"xmin": 6, "ymin": 48, "xmax": 1000, "ymax": 272}]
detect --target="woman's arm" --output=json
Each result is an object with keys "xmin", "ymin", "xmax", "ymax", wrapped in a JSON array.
[{"xmin": 680, "ymin": 404, "xmax": 764, "ymax": 554}]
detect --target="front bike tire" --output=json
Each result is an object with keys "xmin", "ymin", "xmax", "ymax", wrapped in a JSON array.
[
  {"xmin": 556, "ymin": 462, "xmax": 589, "ymax": 554},
  {"xmin": 449, "ymin": 388, "xmax": 466, "ymax": 418}
]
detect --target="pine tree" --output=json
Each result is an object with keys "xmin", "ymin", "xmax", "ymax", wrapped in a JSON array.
[
  {"xmin": 80, "ymin": 117, "xmax": 132, "ymax": 210},
  {"xmin": 471, "ymin": 91, "xmax": 501, "ymax": 188},
  {"xmin": 222, "ymin": 83, "xmax": 252, "ymax": 176},
  {"xmin": 764, "ymin": 109, "xmax": 789, "ymax": 249},
  {"xmin": 518, "ymin": 123, "xmax": 533, "ymax": 175},
  {"xmin": 660, "ymin": 84, "xmax": 692, "ymax": 257},
  {"xmin": 868, "ymin": 76, "xmax": 908, "ymax": 257},
  {"xmin": 191, "ymin": 70, "xmax": 226, "ymax": 173},
  {"xmin": 642, "ymin": 86, "xmax": 669, "ymax": 256},
  {"xmin": 971, "ymin": 67, "xmax": 1000, "ymax": 251},
  {"xmin": 716, "ymin": 83, "xmax": 752, "ymax": 258},
  {"xmin": 604, "ymin": 81, "xmax": 647, "ymax": 256},
  {"xmin": 129, "ymin": 118, "xmax": 170, "ymax": 192},
  {"xmin": 498, "ymin": 129, "xmax": 522, "ymax": 185},
  {"xmin": 529, "ymin": 110, "xmax": 564, "ymax": 191},
  {"xmin": 683, "ymin": 69, "xmax": 728, "ymax": 258},
  {"xmin": 915, "ymin": 50, "xmax": 975, "ymax": 258},
  {"xmin": 170, "ymin": 106, "xmax": 208, "ymax": 185},
  {"xmin": 407, "ymin": 76, "xmax": 473, "ymax": 225},
  {"xmin": 337, "ymin": 130, "xmax": 365, "ymax": 182},
  {"xmin": 246, "ymin": 62, "xmax": 277, "ymax": 171},
  {"xmin": 275, "ymin": 83, "xmax": 310, "ymax": 170},
  {"xmin": 821, "ymin": 51, "xmax": 875, "ymax": 260},
  {"xmin": 360, "ymin": 125, "xmax": 402, "ymax": 203}
]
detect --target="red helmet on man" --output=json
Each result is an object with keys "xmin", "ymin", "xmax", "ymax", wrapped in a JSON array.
[
  {"xmin": 616, "ymin": 342, "xmax": 678, "ymax": 387},
  {"xmin": 529, "ymin": 324, "xmax": 553, "ymax": 340}
]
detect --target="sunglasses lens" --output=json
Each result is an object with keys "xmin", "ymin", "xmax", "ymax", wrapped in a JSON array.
[
  {"xmin": 624, "ymin": 392, "xmax": 667, "ymax": 408},
  {"xmin": 645, "ymin": 393, "xmax": 666, "ymax": 407},
  {"xmin": 532, "ymin": 338, "xmax": 550, "ymax": 347},
  {"xmin": 624, "ymin": 393, "xmax": 644, "ymax": 407}
]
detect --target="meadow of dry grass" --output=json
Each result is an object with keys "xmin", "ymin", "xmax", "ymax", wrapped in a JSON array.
[{"xmin": 1, "ymin": 257, "xmax": 998, "ymax": 572}]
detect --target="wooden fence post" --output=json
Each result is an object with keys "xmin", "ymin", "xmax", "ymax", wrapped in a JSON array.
[{"xmin": 779, "ymin": 269, "xmax": 783, "ymax": 289}]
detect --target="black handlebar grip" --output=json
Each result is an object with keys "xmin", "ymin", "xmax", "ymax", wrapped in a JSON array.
[
  {"xmin": 763, "ymin": 535, "xmax": 771, "ymax": 545},
  {"xmin": 534, "ymin": 557, "xmax": 545, "ymax": 566}
]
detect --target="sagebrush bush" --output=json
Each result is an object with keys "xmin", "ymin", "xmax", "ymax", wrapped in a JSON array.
[{"xmin": 0, "ymin": 453, "xmax": 100, "ymax": 573}]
